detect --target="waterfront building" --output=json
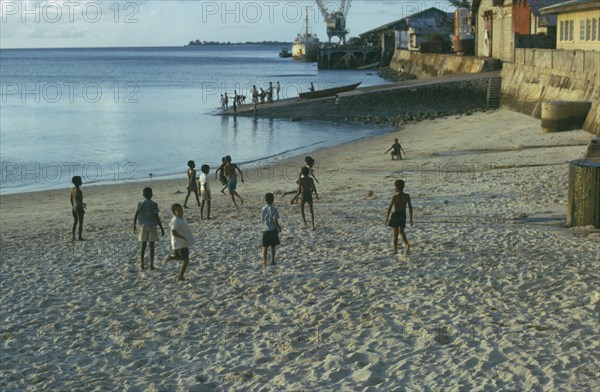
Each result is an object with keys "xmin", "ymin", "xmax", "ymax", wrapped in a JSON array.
[
  {"xmin": 471, "ymin": 0, "xmax": 564, "ymax": 62},
  {"xmin": 360, "ymin": 7, "xmax": 454, "ymax": 61},
  {"xmin": 540, "ymin": 0, "xmax": 600, "ymax": 51}
]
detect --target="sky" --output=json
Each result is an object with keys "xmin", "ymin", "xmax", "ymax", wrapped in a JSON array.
[{"xmin": 0, "ymin": 0, "xmax": 456, "ymax": 48}]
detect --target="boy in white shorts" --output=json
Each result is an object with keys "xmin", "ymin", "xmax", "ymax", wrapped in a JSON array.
[{"xmin": 133, "ymin": 187, "xmax": 165, "ymax": 270}]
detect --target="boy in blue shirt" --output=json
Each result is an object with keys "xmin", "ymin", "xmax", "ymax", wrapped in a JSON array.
[{"xmin": 133, "ymin": 187, "xmax": 165, "ymax": 270}]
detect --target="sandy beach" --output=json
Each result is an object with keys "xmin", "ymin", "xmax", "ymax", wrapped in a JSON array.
[{"xmin": 1, "ymin": 110, "xmax": 598, "ymax": 391}]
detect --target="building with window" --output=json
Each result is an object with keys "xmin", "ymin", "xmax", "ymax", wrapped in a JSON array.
[
  {"xmin": 540, "ymin": 0, "xmax": 600, "ymax": 50},
  {"xmin": 471, "ymin": 0, "xmax": 563, "ymax": 62},
  {"xmin": 359, "ymin": 7, "xmax": 453, "ymax": 63}
]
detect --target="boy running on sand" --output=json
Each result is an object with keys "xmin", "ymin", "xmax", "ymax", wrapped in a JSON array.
[
  {"xmin": 384, "ymin": 179, "xmax": 413, "ymax": 255},
  {"xmin": 184, "ymin": 160, "xmax": 200, "ymax": 208},
  {"xmin": 384, "ymin": 138, "xmax": 406, "ymax": 160},
  {"xmin": 224, "ymin": 155, "xmax": 244, "ymax": 209},
  {"xmin": 199, "ymin": 164, "xmax": 211, "ymax": 220},
  {"xmin": 260, "ymin": 193, "xmax": 282, "ymax": 267},
  {"xmin": 133, "ymin": 187, "xmax": 165, "ymax": 270},
  {"xmin": 215, "ymin": 157, "xmax": 228, "ymax": 194},
  {"xmin": 70, "ymin": 176, "xmax": 86, "ymax": 241},
  {"xmin": 283, "ymin": 156, "xmax": 319, "ymax": 203},
  {"xmin": 164, "ymin": 203, "xmax": 195, "ymax": 281},
  {"xmin": 298, "ymin": 166, "xmax": 319, "ymax": 230}
]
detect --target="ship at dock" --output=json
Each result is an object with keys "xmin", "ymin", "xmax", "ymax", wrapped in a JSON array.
[{"xmin": 292, "ymin": 7, "xmax": 320, "ymax": 62}]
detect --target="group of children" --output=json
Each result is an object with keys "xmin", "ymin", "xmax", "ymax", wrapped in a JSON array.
[
  {"xmin": 183, "ymin": 161, "xmax": 212, "ymax": 218},
  {"xmin": 220, "ymin": 82, "xmax": 281, "ymax": 112},
  {"xmin": 251, "ymin": 82, "xmax": 278, "ymax": 105},
  {"xmin": 69, "ymin": 145, "xmax": 414, "ymax": 281}
]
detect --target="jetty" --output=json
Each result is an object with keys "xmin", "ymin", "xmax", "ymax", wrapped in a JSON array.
[{"xmin": 222, "ymin": 72, "xmax": 501, "ymax": 124}]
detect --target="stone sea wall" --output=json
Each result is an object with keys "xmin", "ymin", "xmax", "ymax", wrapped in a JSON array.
[
  {"xmin": 230, "ymin": 74, "xmax": 492, "ymax": 127},
  {"xmin": 230, "ymin": 49, "xmax": 598, "ymax": 135},
  {"xmin": 501, "ymin": 49, "xmax": 600, "ymax": 135},
  {"xmin": 388, "ymin": 50, "xmax": 502, "ymax": 80}
]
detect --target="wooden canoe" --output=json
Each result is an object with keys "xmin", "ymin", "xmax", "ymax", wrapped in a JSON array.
[{"xmin": 298, "ymin": 81, "xmax": 362, "ymax": 99}]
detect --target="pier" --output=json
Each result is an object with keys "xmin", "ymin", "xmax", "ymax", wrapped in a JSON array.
[
  {"xmin": 223, "ymin": 72, "xmax": 500, "ymax": 124},
  {"xmin": 317, "ymin": 45, "xmax": 381, "ymax": 70}
]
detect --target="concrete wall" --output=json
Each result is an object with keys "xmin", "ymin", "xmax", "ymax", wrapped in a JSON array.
[
  {"xmin": 513, "ymin": 47, "xmax": 599, "ymax": 71},
  {"xmin": 502, "ymin": 48, "xmax": 600, "ymax": 134},
  {"xmin": 389, "ymin": 50, "xmax": 500, "ymax": 79}
]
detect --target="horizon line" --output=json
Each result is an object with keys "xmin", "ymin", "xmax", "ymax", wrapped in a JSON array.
[{"xmin": 0, "ymin": 42, "xmax": 295, "ymax": 50}]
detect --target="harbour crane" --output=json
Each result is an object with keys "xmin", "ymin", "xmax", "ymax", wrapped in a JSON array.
[{"xmin": 315, "ymin": 0, "xmax": 352, "ymax": 45}]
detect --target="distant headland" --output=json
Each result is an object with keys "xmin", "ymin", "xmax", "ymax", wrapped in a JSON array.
[{"xmin": 186, "ymin": 40, "xmax": 292, "ymax": 46}]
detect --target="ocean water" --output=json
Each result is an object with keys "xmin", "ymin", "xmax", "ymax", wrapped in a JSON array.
[{"xmin": 0, "ymin": 45, "xmax": 390, "ymax": 194}]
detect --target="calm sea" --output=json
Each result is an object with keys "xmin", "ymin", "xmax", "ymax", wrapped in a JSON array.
[{"xmin": 0, "ymin": 45, "xmax": 390, "ymax": 194}]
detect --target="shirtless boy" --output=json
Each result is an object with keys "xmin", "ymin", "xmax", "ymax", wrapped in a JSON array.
[
  {"xmin": 224, "ymin": 155, "xmax": 244, "ymax": 209},
  {"xmin": 297, "ymin": 166, "xmax": 319, "ymax": 230},
  {"xmin": 384, "ymin": 179, "xmax": 414, "ymax": 255},
  {"xmin": 385, "ymin": 138, "xmax": 406, "ymax": 160}
]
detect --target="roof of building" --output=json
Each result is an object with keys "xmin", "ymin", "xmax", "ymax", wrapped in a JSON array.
[
  {"xmin": 529, "ymin": 0, "xmax": 565, "ymax": 25},
  {"xmin": 528, "ymin": 0, "xmax": 566, "ymax": 15},
  {"xmin": 539, "ymin": 0, "xmax": 600, "ymax": 15},
  {"xmin": 360, "ymin": 7, "xmax": 452, "ymax": 37},
  {"xmin": 471, "ymin": 0, "xmax": 564, "ymax": 26},
  {"xmin": 471, "ymin": 0, "xmax": 564, "ymax": 12}
]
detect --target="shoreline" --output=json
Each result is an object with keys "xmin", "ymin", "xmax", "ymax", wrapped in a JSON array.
[
  {"xmin": 0, "ymin": 121, "xmax": 391, "ymax": 198},
  {"xmin": 2, "ymin": 109, "xmax": 599, "ymax": 391},
  {"xmin": 1, "ymin": 45, "xmax": 392, "ymax": 198},
  {"xmin": 0, "ymin": 110, "xmax": 593, "ymax": 236}
]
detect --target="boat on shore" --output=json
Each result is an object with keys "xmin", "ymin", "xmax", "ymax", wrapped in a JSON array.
[
  {"xmin": 279, "ymin": 48, "xmax": 292, "ymax": 58},
  {"xmin": 298, "ymin": 82, "xmax": 362, "ymax": 99},
  {"xmin": 292, "ymin": 7, "xmax": 320, "ymax": 62}
]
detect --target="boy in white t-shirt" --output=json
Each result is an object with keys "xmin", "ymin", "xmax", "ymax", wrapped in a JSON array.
[
  {"xmin": 164, "ymin": 203, "xmax": 195, "ymax": 281},
  {"xmin": 199, "ymin": 164, "xmax": 211, "ymax": 220},
  {"xmin": 260, "ymin": 193, "xmax": 282, "ymax": 267}
]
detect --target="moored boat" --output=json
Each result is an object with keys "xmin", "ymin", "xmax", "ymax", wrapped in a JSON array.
[
  {"xmin": 279, "ymin": 48, "xmax": 292, "ymax": 58},
  {"xmin": 298, "ymin": 82, "xmax": 362, "ymax": 99},
  {"xmin": 292, "ymin": 7, "xmax": 320, "ymax": 62}
]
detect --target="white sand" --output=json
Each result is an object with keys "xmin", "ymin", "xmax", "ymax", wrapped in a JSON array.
[{"xmin": 1, "ymin": 110, "xmax": 599, "ymax": 391}]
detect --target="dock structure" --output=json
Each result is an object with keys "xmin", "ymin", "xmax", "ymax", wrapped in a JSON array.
[
  {"xmin": 223, "ymin": 72, "xmax": 499, "ymax": 122},
  {"xmin": 317, "ymin": 46, "xmax": 381, "ymax": 70}
]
